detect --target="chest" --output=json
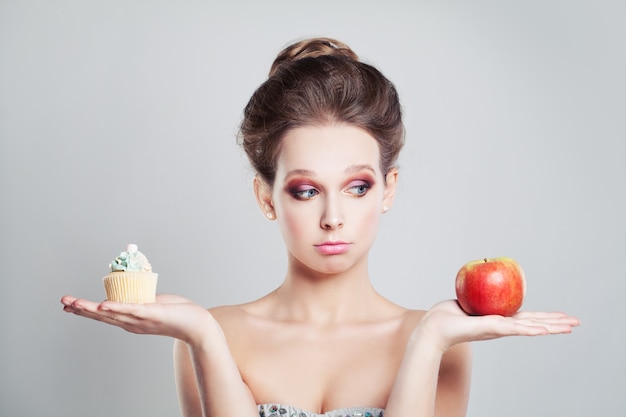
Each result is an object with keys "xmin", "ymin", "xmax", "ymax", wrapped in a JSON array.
[{"xmin": 227, "ymin": 321, "xmax": 410, "ymax": 412}]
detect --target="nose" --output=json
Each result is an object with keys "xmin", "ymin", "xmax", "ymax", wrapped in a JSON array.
[
  {"xmin": 320, "ymin": 196, "xmax": 343, "ymax": 230},
  {"xmin": 322, "ymin": 215, "xmax": 343, "ymax": 230}
]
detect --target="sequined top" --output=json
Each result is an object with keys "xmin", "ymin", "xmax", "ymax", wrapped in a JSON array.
[{"xmin": 258, "ymin": 404, "xmax": 384, "ymax": 417}]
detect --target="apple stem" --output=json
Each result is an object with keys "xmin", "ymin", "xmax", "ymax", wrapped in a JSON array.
[{"xmin": 483, "ymin": 258, "xmax": 488, "ymax": 263}]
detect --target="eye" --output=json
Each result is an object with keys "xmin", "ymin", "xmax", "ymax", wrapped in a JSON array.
[
  {"xmin": 346, "ymin": 181, "xmax": 370, "ymax": 197},
  {"xmin": 291, "ymin": 187, "xmax": 319, "ymax": 200}
]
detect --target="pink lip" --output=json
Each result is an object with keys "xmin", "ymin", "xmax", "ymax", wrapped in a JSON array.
[{"xmin": 315, "ymin": 241, "xmax": 351, "ymax": 255}]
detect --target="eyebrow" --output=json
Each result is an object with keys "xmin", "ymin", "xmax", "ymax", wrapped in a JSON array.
[
  {"xmin": 345, "ymin": 164, "xmax": 376, "ymax": 175},
  {"xmin": 284, "ymin": 164, "xmax": 377, "ymax": 181}
]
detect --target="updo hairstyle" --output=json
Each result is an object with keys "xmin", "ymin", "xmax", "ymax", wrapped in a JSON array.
[{"xmin": 239, "ymin": 37, "xmax": 405, "ymax": 185}]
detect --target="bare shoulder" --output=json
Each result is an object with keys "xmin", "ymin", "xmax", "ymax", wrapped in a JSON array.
[
  {"xmin": 207, "ymin": 302, "xmax": 258, "ymax": 335},
  {"xmin": 208, "ymin": 303, "xmax": 250, "ymax": 322},
  {"xmin": 207, "ymin": 298, "xmax": 275, "ymax": 339},
  {"xmin": 397, "ymin": 307, "xmax": 427, "ymax": 327},
  {"xmin": 386, "ymin": 305, "xmax": 426, "ymax": 339}
]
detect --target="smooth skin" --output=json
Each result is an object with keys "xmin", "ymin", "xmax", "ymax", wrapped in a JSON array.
[{"xmin": 61, "ymin": 124, "xmax": 579, "ymax": 417}]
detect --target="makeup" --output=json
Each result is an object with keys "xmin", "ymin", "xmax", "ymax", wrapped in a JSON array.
[{"xmin": 314, "ymin": 241, "xmax": 351, "ymax": 255}]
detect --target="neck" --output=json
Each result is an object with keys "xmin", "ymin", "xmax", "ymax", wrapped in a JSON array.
[{"xmin": 272, "ymin": 254, "xmax": 381, "ymax": 325}]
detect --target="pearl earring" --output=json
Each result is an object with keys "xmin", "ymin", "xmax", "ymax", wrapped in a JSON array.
[
  {"xmin": 266, "ymin": 212, "xmax": 274, "ymax": 220},
  {"xmin": 382, "ymin": 206, "xmax": 389, "ymax": 213}
]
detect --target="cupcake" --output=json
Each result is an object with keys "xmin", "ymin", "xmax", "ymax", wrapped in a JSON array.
[{"xmin": 103, "ymin": 244, "xmax": 158, "ymax": 303}]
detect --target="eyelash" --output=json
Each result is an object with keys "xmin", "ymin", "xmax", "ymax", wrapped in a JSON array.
[
  {"xmin": 346, "ymin": 182, "xmax": 370, "ymax": 197},
  {"xmin": 292, "ymin": 187, "xmax": 319, "ymax": 200},
  {"xmin": 289, "ymin": 181, "xmax": 371, "ymax": 201}
]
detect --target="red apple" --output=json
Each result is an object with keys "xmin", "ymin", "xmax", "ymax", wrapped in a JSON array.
[{"xmin": 455, "ymin": 257, "xmax": 526, "ymax": 316}]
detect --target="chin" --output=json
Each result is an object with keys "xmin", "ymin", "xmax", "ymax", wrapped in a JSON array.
[{"xmin": 313, "ymin": 257, "xmax": 366, "ymax": 277}]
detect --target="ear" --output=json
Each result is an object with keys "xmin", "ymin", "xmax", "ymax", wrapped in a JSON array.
[
  {"xmin": 382, "ymin": 167, "xmax": 399, "ymax": 213},
  {"xmin": 253, "ymin": 175, "xmax": 276, "ymax": 220}
]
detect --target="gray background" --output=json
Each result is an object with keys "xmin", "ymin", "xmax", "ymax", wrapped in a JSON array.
[{"xmin": 1, "ymin": 1, "xmax": 624, "ymax": 416}]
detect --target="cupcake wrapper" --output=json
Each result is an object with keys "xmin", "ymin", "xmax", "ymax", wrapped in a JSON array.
[{"xmin": 103, "ymin": 272, "xmax": 158, "ymax": 304}]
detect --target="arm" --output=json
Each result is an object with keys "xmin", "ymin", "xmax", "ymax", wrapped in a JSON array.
[
  {"xmin": 173, "ymin": 317, "xmax": 257, "ymax": 417},
  {"xmin": 174, "ymin": 339, "xmax": 203, "ymax": 417},
  {"xmin": 435, "ymin": 343, "xmax": 472, "ymax": 417},
  {"xmin": 61, "ymin": 294, "xmax": 259, "ymax": 417},
  {"xmin": 385, "ymin": 329, "xmax": 471, "ymax": 417},
  {"xmin": 385, "ymin": 300, "xmax": 579, "ymax": 417}
]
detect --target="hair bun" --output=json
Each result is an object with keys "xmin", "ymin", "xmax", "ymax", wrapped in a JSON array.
[{"xmin": 269, "ymin": 37, "xmax": 359, "ymax": 76}]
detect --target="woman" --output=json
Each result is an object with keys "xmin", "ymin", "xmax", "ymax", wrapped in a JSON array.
[{"xmin": 61, "ymin": 38, "xmax": 579, "ymax": 417}]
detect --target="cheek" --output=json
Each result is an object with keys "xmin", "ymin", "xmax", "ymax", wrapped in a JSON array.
[
  {"xmin": 361, "ymin": 204, "xmax": 382, "ymax": 237},
  {"xmin": 342, "ymin": 198, "xmax": 382, "ymax": 239},
  {"xmin": 281, "ymin": 212, "xmax": 306, "ymax": 241},
  {"xmin": 351, "ymin": 193, "xmax": 381, "ymax": 218},
  {"xmin": 275, "ymin": 200, "xmax": 312, "ymax": 244}
]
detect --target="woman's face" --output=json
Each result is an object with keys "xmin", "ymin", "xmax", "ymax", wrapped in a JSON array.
[{"xmin": 264, "ymin": 124, "xmax": 397, "ymax": 276}]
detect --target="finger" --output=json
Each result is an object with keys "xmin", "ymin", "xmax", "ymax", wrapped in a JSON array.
[
  {"xmin": 514, "ymin": 310, "xmax": 562, "ymax": 318},
  {"xmin": 70, "ymin": 300, "xmax": 153, "ymax": 332},
  {"xmin": 63, "ymin": 297, "xmax": 100, "ymax": 313},
  {"xmin": 505, "ymin": 317, "xmax": 577, "ymax": 336},
  {"xmin": 60, "ymin": 295, "xmax": 79, "ymax": 308},
  {"xmin": 514, "ymin": 310, "xmax": 577, "ymax": 320},
  {"xmin": 66, "ymin": 298, "xmax": 130, "ymax": 321},
  {"xmin": 536, "ymin": 316, "xmax": 580, "ymax": 328},
  {"xmin": 510, "ymin": 322, "xmax": 551, "ymax": 336},
  {"xmin": 62, "ymin": 297, "xmax": 113, "ymax": 316},
  {"xmin": 489, "ymin": 316, "xmax": 550, "ymax": 337},
  {"xmin": 479, "ymin": 315, "xmax": 573, "ymax": 338},
  {"xmin": 513, "ymin": 311, "xmax": 580, "ymax": 328}
]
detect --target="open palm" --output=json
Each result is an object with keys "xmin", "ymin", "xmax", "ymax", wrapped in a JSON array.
[
  {"xmin": 61, "ymin": 294, "xmax": 215, "ymax": 345},
  {"xmin": 419, "ymin": 300, "xmax": 579, "ymax": 351}
]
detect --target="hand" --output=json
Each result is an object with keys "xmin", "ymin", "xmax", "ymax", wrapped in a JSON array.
[
  {"xmin": 417, "ymin": 300, "xmax": 580, "ymax": 352},
  {"xmin": 60, "ymin": 294, "xmax": 216, "ymax": 345}
]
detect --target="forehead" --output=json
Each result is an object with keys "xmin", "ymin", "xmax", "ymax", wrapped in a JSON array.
[{"xmin": 276, "ymin": 124, "xmax": 382, "ymax": 175}]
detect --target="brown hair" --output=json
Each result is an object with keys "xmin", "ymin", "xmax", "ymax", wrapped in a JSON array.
[{"xmin": 239, "ymin": 37, "xmax": 405, "ymax": 185}]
